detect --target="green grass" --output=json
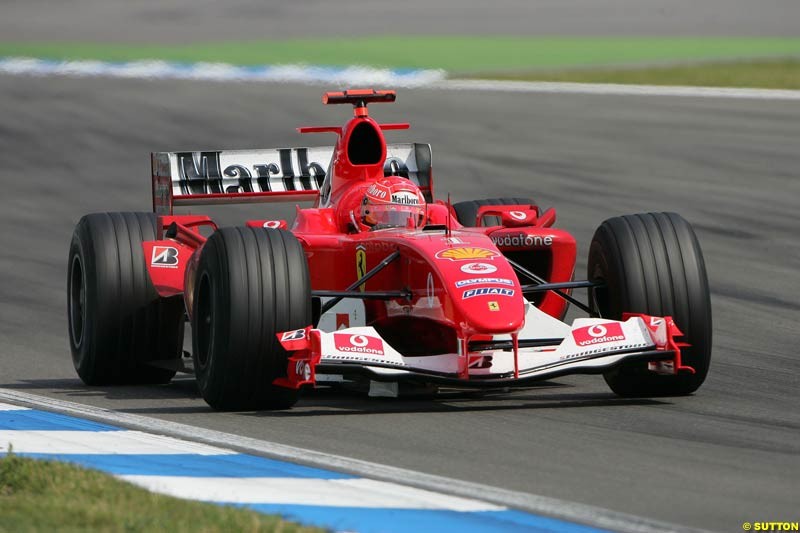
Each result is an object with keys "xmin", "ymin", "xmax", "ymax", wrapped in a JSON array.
[
  {"xmin": 2, "ymin": 37, "xmax": 800, "ymax": 72},
  {"xmin": 3, "ymin": 36, "xmax": 800, "ymax": 89},
  {"xmin": 473, "ymin": 58, "xmax": 800, "ymax": 89},
  {"xmin": 0, "ymin": 452, "xmax": 319, "ymax": 532}
]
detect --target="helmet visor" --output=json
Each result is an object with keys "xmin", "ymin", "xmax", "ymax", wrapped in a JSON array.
[{"xmin": 364, "ymin": 203, "xmax": 424, "ymax": 229}]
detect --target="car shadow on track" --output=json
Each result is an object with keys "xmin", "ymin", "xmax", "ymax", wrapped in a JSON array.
[
  {"xmin": 243, "ymin": 384, "xmax": 668, "ymax": 417},
  {"xmin": 1, "ymin": 377, "xmax": 209, "ymax": 413},
  {"xmin": 2, "ymin": 378, "xmax": 668, "ymax": 416}
]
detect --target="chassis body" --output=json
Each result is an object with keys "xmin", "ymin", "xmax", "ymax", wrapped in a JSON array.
[{"xmin": 138, "ymin": 90, "xmax": 694, "ymax": 399}]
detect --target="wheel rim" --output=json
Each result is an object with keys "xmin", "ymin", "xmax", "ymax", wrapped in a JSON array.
[
  {"xmin": 195, "ymin": 272, "xmax": 213, "ymax": 369},
  {"xmin": 69, "ymin": 254, "xmax": 86, "ymax": 348}
]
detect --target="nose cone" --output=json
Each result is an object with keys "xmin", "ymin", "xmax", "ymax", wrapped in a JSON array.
[
  {"xmin": 434, "ymin": 247, "xmax": 525, "ymax": 335},
  {"xmin": 451, "ymin": 280, "xmax": 526, "ymax": 334}
]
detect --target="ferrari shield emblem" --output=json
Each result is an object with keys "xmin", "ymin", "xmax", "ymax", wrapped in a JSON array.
[{"xmin": 488, "ymin": 301, "xmax": 500, "ymax": 312}]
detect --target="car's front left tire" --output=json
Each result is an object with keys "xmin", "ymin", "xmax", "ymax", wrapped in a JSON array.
[{"xmin": 191, "ymin": 226, "xmax": 311, "ymax": 411}]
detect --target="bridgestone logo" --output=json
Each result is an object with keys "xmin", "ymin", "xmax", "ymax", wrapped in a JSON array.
[
  {"xmin": 491, "ymin": 234, "xmax": 553, "ymax": 248},
  {"xmin": 151, "ymin": 246, "xmax": 179, "ymax": 268},
  {"xmin": 281, "ymin": 329, "xmax": 306, "ymax": 341}
]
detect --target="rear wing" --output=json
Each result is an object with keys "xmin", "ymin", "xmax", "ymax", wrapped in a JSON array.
[{"xmin": 151, "ymin": 143, "xmax": 432, "ymax": 215}]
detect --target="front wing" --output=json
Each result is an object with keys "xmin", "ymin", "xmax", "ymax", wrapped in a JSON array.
[{"xmin": 274, "ymin": 308, "xmax": 687, "ymax": 390}]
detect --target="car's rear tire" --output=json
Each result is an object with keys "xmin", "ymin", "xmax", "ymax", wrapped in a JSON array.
[
  {"xmin": 68, "ymin": 212, "xmax": 184, "ymax": 385},
  {"xmin": 587, "ymin": 212, "xmax": 712, "ymax": 396},
  {"xmin": 191, "ymin": 227, "xmax": 311, "ymax": 410},
  {"xmin": 452, "ymin": 197, "xmax": 537, "ymax": 227}
]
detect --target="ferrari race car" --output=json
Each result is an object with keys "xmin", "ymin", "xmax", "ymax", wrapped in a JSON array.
[{"xmin": 67, "ymin": 89, "xmax": 712, "ymax": 410}]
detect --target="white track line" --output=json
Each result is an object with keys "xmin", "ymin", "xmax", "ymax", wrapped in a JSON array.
[
  {"xmin": 435, "ymin": 79, "xmax": 800, "ymax": 100},
  {"xmin": 0, "ymin": 403, "xmax": 29, "ymax": 411},
  {"xmin": 1, "ymin": 56, "xmax": 799, "ymax": 100},
  {"xmin": 0, "ymin": 388, "xmax": 704, "ymax": 533},
  {"xmin": 0, "ymin": 430, "xmax": 234, "ymax": 455},
  {"xmin": 120, "ymin": 476, "xmax": 504, "ymax": 510}
]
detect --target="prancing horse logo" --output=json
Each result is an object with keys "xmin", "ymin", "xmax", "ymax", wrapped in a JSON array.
[{"xmin": 356, "ymin": 245, "xmax": 367, "ymax": 293}]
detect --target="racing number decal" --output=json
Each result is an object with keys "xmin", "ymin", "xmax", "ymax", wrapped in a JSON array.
[{"xmin": 356, "ymin": 245, "xmax": 367, "ymax": 293}]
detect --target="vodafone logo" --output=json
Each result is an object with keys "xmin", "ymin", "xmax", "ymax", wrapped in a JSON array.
[
  {"xmin": 295, "ymin": 360, "xmax": 311, "ymax": 381},
  {"xmin": 490, "ymin": 234, "xmax": 553, "ymax": 248},
  {"xmin": 509, "ymin": 211, "xmax": 527, "ymax": 221},
  {"xmin": 263, "ymin": 220, "xmax": 282, "ymax": 229},
  {"xmin": 334, "ymin": 333, "xmax": 385, "ymax": 355},
  {"xmin": 350, "ymin": 335, "xmax": 368, "ymax": 347},
  {"xmin": 460, "ymin": 262, "xmax": 498, "ymax": 275},
  {"xmin": 589, "ymin": 324, "xmax": 608, "ymax": 337},
  {"xmin": 572, "ymin": 323, "xmax": 626, "ymax": 346}
]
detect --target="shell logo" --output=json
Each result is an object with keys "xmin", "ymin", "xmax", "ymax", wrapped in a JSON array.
[{"xmin": 435, "ymin": 247, "xmax": 498, "ymax": 261}]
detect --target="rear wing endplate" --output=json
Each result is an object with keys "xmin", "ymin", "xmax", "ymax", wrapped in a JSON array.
[{"xmin": 151, "ymin": 144, "xmax": 432, "ymax": 215}]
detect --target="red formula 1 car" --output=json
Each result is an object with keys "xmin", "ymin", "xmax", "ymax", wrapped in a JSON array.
[{"xmin": 67, "ymin": 89, "xmax": 712, "ymax": 410}]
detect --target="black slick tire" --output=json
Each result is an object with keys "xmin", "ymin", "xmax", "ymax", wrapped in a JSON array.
[
  {"xmin": 67, "ymin": 212, "xmax": 184, "ymax": 385},
  {"xmin": 191, "ymin": 227, "xmax": 311, "ymax": 411},
  {"xmin": 587, "ymin": 212, "xmax": 712, "ymax": 396}
]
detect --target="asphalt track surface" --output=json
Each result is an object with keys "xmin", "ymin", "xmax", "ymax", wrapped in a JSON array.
[
  {"xmin": 0, "ymin": 76, "xmax": 799, "ymax": 532},
  {"xmin": 3, "ymin": 0, "xmax": 800, "ymax": 42}
]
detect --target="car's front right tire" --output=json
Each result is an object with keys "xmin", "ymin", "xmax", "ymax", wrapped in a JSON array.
[
  {"xmin": 68, "ymin": 212, "xmax": 184, "ymax": 385},
  {"xmin": 588, "ymin": 212, "xmax": 712, "ymax": 396}
]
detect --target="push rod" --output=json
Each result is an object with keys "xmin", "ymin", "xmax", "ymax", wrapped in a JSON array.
[{"xmin": 505, "ymin": 258, "xmax": 594, "ymax": 315}]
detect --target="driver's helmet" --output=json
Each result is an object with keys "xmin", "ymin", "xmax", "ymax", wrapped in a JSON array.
[{"xmin": 360, "ymin": 177, "xmax": 426, "ymax": 230}]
